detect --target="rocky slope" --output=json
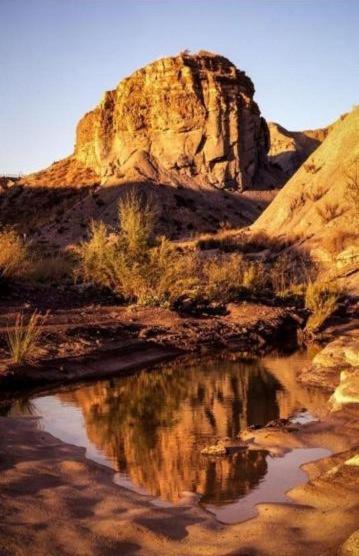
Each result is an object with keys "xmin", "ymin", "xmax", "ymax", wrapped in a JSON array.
[
  {"xmin": 253, "ymin": 108, "xmax": 358, "ymax": 238},
  {"xmin": 268, "ymin": 122, "xmax": 331, "ymax": 178},
  {"xmin": 22, "ymin": 51, "xmax": 275, "ymax": 191},
  {"xmin": 253, "ymin": 107, "xmax": 359, "ymax": 283}
]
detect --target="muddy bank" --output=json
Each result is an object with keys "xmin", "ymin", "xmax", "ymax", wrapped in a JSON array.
[
  {"xmin": 0, "ymin": 410, "xmax": 358, "ymax": 556},
  {"xmin": 0, "ymin": 302, "xmax": 301, "ymax": 392}
]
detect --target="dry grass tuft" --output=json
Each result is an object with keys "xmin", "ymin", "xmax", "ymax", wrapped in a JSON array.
[
  {"xmin": 203, "ymin": 254, "xmax": 265, "ymax": 302},
  {"xmin": 196, "ymin": 230, "xmax": 295, "ymax": 254},
  {"xmin": 6, "ymin": 311, "xmax": 48, "ymax": 364},
  {"xmin": 75, "ymin": 220, "xmax": 117, "ymax": 289},
  {"xmin": 0, "ymin": 230, "xmax": 28, "ymax": 278},
  {"xmin": 305, "ymin": 279, "xmax": 342, "ymax": 332}
]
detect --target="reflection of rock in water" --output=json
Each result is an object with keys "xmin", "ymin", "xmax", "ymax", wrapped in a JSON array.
[
  {"xmin": 200, "ymin": 449, "xmax": 268, "ymax": 504},
  {"xmin": 57, "ymin": 357, "xmax": 282, "ymax": 502}
]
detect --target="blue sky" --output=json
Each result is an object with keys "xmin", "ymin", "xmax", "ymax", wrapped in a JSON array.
[{"xmin": 0, "ymin": 0, "xmax": 358, "ymax": 174}]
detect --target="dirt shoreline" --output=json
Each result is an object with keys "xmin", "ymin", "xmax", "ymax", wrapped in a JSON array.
[
  {"xmin": 1, "ymin": 297, "xmax": 358, "ymax": 555},
  {"xmin": 0, "ymin": 301, "xmax": 301, "ymax": 392},
  {"xmin": 1, "ymin": 409, "xmax": 358, "ymax": 556}
]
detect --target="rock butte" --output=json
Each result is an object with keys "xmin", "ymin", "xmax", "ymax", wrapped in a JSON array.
[{"xmin": 23, "ymin": 51, "xmax": 274, "ymax": 191}]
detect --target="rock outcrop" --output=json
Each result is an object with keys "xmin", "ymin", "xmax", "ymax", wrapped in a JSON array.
[
  {"xmin": 23, "ymin": 51, "xmax": 272, "ymax": 191},
  {"xmin": 268, "ymin": 122, "xmax": 330, "ymax": 178},
  {"xmin": 299, "ymin": 335, "xmax": 359, "ymax": 410}
]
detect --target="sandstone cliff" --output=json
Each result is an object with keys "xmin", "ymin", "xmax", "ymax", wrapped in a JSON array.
[{"xmin": 22, "ymin": 51, "xmax": 273, "ymax": 191}]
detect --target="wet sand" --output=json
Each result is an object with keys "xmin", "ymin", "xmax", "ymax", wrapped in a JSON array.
[{"xmin": 0, "ymin": 411, "xmax": 358, "ymax": 556}]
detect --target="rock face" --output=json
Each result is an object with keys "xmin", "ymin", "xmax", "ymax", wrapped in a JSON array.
[
  {"xmin": 268, "ymin": 122, "xmax": 330, "ymax": 178},
  {"xmin": 298, "ymin": 335, "xmax": 359, "ymax": 409},
  {"xmin": 24, "ymin": 52, "xmax": 271, "ymax": 191}
]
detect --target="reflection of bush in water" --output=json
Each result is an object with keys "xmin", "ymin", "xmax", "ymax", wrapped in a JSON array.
[
  {"xmin": 62, "ymin": 356, "xmax": 281, "ymax": 501},
  {"xmin": 200, "ymin": 449, "xmax": 268, "ymax": 505},
  {"xmin": 84, "ymin": 357, "xmax": 280, "ymax": 453}
]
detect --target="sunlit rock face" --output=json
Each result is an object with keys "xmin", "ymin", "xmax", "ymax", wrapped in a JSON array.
[{"xmin": 73, "ymin": 51, "xmax": 270, "ymax": 190}]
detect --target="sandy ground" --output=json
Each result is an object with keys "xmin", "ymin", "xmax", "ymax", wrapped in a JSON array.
[{"xmin": 0, "ymin": 409, "xmax": 358, "ymax": 556}]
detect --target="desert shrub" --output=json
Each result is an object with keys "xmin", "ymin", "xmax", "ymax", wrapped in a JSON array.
[
  {"xmin": 137, "ymin": 237, "xmax": 199, "ymax": 305},
  {"xmin": 75, "ymin": 220, "xmax": 118, "ymax": 289},
  {"xmin": 317, "ymin": 202, "xmax": 344, "ymax": 223},
  {"xmin": 0, "ymin": 230, "xmax": 28, "ymax": 278},
  {"xmin": 270, "ymin": 253, "xmax": 314, "ymax": 296},
  {"xmin": 118, "ymin": 190, "xmax": 156, "ymax": 257},
  {"xmin": 306, "ymin": 185, "xmax": 328, "ymax": 202},
  {"xmin": 6, "ymin": 311, "xmax": 48, "ymax": 364},
  {"xmin": 304, "ymin": 162, "xmax": 320, "ymax": 174},
  {"xmin": 76, "ymin": 195, "xmax": 198, "ymax": 306},
  {"xmin": 305, "ymin": 279, "xmax": 341, "ymax": 331},
  {"xmin": 203, "ymin": 254, "xmax": 266, "ymax": 302},
  {"xmin": 289, "ymin": 193, "xmax": 306, "ymax": 214},
  {"xmin": 203, "ymin": 254, "xmax": 244, "ymax": 301},
  {"xmin": 242, "ymin": 261, "xmax": 266, "ymax": 291}
]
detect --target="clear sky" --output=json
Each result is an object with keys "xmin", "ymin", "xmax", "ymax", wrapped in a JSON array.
[{"xmin": 1, "ymin": 0, "xmax": 358, "ymax": 174}]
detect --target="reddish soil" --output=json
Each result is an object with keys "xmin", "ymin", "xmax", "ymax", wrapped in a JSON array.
[{"xmin": 0, "ymin": 281, "xmax": 301, "ymax": 392}]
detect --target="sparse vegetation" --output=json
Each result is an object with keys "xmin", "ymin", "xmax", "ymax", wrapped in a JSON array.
[
  {"xmin": 345, "ymin": 159, "xmax": 359, "ymax": 224},
  {"xmin": 0, "ymin": 229, "xmax": 28, "ymax": 278},
  {"xmin": 289, "ymin": 193, "xmax": 305, "ymax": 214},
  {"xmin": 6, "ymin": 311, "xmax": 48, "ymax": 364},
  {"xmin": 75, "ymin": 193, "xmax": 320, "ymax": 308},
  {"xmin": 316, "ymin": 202, "xmax": 344, "ymax": 223},
  {"xmin": 196, "ymin": 230, "xmax": 295, "ymax": 254},
  {"xmin": 305, "ymin": 279, "xmax": 342, "ymax": 332},
  {"xmin": 306, "ymin": 185, "xmax": 328, "ymax": 202},
  {"xmin": 76, "ymin": 193, "xmax": 198, "ymax": 305},
  {"xmin": 303, "ymin": 162, "xmax": 320, "ymax": 174},
  {"xmin": 321, "ymin": 230, "xmax": 358, "ymax": 254}
]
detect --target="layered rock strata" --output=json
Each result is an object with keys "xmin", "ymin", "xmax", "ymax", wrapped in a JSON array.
[{"xmin": 23, "ymin": 51, "xmax": 271, "ymax": 190}]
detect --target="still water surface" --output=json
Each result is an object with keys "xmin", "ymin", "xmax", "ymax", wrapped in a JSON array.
[{"xmin": 10, "ymin": 351, "xmax": 331, "ymax": 523}]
